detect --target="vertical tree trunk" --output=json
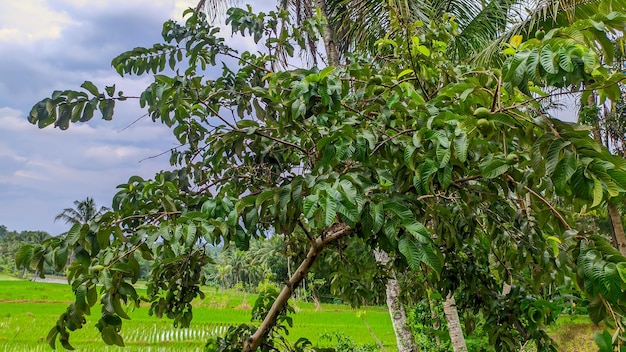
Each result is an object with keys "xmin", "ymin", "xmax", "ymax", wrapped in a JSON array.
[
  {"xmin": 443, "ymin": 293, "xmax": 468, "ymax": 352},
  {"xmin": 585, "ymin": 92, "xmax": 626, "ymax": 256},
  {"xmin": 315, "ymin": 0, "xmax": 340, "ymax": 66},
  {"xmin": 608, "ymin": 201, "xmax": 626, "ymax": 256},
  {"xmin": 374, "ymin": 250, "xmax": 418, "ymax": 352}
]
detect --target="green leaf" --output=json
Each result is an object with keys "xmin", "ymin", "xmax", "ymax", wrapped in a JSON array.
[
  {"xmin": 14, "ymin": 245, "xmax": 33, "ymax": 269},
  {"xmin": 100, "ymin": 100, "xmax": 115, "ymax": 121},
  {"xmin": 81, "ymin": 81, "xmax": 99, "ymax": 96},
  {"xmin": 397, "ymin": 69, "xmax": 414, "ymax": 79},
  {"xmin": 54, "ymin": 247, "xmax": 69, "ymax": 272},
  {"xmin": 371, "ymin": 202, "xmax": 384, "ymax": 234},
  {"xmin": 616, "ymin": 262, "xmax": 626, "ymax": 283},
  {"xmin": 56, "ymin": 104, "xmax": 72, "ymax": 130},
  {"xmin": 70, "ymin": 101, "xmax": 85, "ymax": 123},
  {"xmin": 540, "ymin": 46, "xmax": 558, "ymax": 74},
  {"xmin": 105, "ymin": 85, "xmax": 116, "ymax": 97},
  {"xmin": 87, "ymin": 285, "xmax": 98, "ymax": 306},
  {"xmin": 552, "ymin": 150, "xmax": 576, "ymax": 192},
  {"xmin": 404, "ymin": 221, "xmax": 430, "ymax": 243},
  {"xmin": 255, "ymin": 189, "xmax": 275, "ymax": 208},
  {"xmin": 46, "ymin": 326, "xmax": 59, "ymax": 349},
  {"xmin": 453, "ymin": 133, "xmax": 468, "ymax": 163},
  {"xmin": 80, "ymin": 100, "xmax": 97, "ymax": 122},
  {"xmin": 572, "ymin": 166, "xmax": 592, "ymax": 199},
  {"xmin": 66, "ymin": 223, "xmax": 83, "ymax": 246},
  {"xmin": 594, "ymin": 329, "xmax": 613, "ymax": 352},
  {"xmin": 592, "ymin": 178, "xmax": 603, "ymax": 208},
  {"xmin": 398, "ymin": 237, "xmax": 421, "ymax": 270},
  {"xmin": 111, "ymin": 295, "xmax": 130, "ymax": 319},
  {"xmin": 558, "ymin": 49, "xmax": 574, "ymax": 72},
  {"xmin": 398, "ymin": 237, "xmax": 442, "ymax": 274},
  {"xmin": 545, "ymin": 139, "xmax": 569, "ymax": 175},
  {"xmin": 303, "ymin": 194, "xmax": 319, "ymax": 218},
  {"xmin": 323, "ymin": 195, "xmax": 337, "ymax": 227},
  {"xmin": 60, "ymin": 338, "xmax": 75, "ymax": 350},
  {"xmin": 588, "ymin": 295, "xmax": 607, "ymax": 325},
  {"xmin": 480, "ymin": 158, "xmax": 509, "ymax": 179}
]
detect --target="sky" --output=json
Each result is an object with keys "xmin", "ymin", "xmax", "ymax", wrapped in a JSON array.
[
  {"xmin": 0, "ymin": 1, "xmax": 580, "ymax": 236},
  {"xmin": 0, "ymin": 0, "xmax": 271, "ymax": 235}
]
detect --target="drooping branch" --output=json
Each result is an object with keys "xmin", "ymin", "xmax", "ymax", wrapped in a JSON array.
[{"xmin": 243, "ymin": 222, "xmax": 352, "ymax": 351}]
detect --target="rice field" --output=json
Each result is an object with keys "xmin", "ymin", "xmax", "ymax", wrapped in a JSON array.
[
  {"xmin": 0, "ymin": 276, "xmax": 604, "ymax": 352},
  {"xmin": 0, "ymin": 278, "xmax": 396, "ymax": 351}
]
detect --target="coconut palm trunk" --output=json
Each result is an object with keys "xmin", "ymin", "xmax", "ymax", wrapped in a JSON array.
[
  {"xmin": 443, "ymin": 293, "xmax": 468, "ymax": 352},
  {"xmin": 374, "ymin": 250, "xmax": 417, "ymax": 351},
  {"xmin": 585, "ymin": 92, "xmax": 626, "ymax": 256},
  {"xmin": 608, "ymin": 201, "xmax": 626, "ymax": 255}
]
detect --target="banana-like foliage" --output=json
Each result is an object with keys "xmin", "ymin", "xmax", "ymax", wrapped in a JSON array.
[{"xmin": 20, "ymin": 7, "xmax": 626, "ymax": 351}]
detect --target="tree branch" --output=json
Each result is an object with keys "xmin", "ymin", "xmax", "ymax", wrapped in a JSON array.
[
  {"xmin": 506, "ymin": 175, "xmax": 572, "ymax": 230},
  {"xmin": 243, "ymin": 222, "xmax": 352, "ymax": 351}
]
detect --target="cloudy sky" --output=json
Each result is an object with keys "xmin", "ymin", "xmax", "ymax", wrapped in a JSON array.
[{"xmin": 0, "ymin": 0, "xmax": 270, "ymax": 235}]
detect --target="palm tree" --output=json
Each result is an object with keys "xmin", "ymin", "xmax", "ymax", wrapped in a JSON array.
[
  {"xmin": 54, "ymin": 197, "xmax": 109, "ymax": 225},
  {"xmin": 54, "ymin": 197, "xmax": 109, "ymax": 272}
]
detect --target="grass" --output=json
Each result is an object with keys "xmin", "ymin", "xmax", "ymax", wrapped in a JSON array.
[
  {"xmin": 0, "ymin": 278, "xmax": 395, "ymax": 351},
  {"xmin": 0, "ymin": 277, "xmax": 607, "ymax": 352},
  {"xmin": 549, "ymin": 315, "xmax": 602, "ymax": 352}
]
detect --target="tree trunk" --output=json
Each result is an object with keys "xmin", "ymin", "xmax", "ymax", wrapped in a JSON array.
[
  {"xmin": 243, "ymin": 223, "xmax": 351, "ymax": 351},
  {"xmin": 585, "ymin": 92, "xmax": 626, "ymax": 256},
  {"xmin": 373, "ymin": 250, "xmax": 417, "ymax": 352},
  {"xmin": 608, "ymin": 201, "xmax": 626, "ymax": 256},
  {"xmin": 315, "ymin": 0, "xmax": 340, "ymax": 66},
  {"xmin": 427, "ymin": 293, "xmax": 442, "ymax": 348},
  {"xmin": 443, "ymin": 293, "xmax": 468, "ymax": 352}
]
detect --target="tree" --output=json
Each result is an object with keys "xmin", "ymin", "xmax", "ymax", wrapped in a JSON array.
[
  {"xmin": 0, "ymin": 226, "xmax": 51, "ymax": 276},
  {"xmin": 20, "ymin": 6, "xmax": 626, "ymax": 352},
  {"xmin": 54, "ymin": 198, "xmax": 109, "ymax": 225},
  {"xmin": 197, "ymin": 1, "xmax": 626, "ymax": 350}
]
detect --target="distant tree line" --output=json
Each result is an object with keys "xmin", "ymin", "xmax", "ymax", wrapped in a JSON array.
[{"xmin": 0, "ymin": 225, "xmax": 51, "ymax": 276}]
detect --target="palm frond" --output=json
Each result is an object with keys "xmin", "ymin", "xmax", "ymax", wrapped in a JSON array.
[
  {"xmin": 471, "ymin": 0, "xmax": 626, "ymax": 66},
  {"xmin": 196, "ymin": 0, "xmax": 240, "ymax": 21}
]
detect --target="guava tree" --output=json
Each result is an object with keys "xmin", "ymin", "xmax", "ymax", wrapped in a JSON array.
[{"xmin": 19, "ymin": 5, "xmax": 626, "ymax": 351}]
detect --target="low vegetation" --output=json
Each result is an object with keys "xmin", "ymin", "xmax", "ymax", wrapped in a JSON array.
[
  {"xmin": 0, "ymin": 278, "xmax": 603, "ymax": 351},
  {"xmin": 0, "ymin": 279, "xmax": 394, "ymax": 351}
]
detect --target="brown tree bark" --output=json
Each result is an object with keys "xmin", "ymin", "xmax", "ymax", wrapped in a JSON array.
[
  {"xmin": 243, "ymin": 223, "xmax": 351, "ymax": 352},
  {"xmin": 315, "ymin": 0, "xmax": 340, "ymax": 66},
  {"xmin": 374, "ymin": 250, "xmax": 418, "ymax": 352},
  {"xmin": 585, "ymin": 92, "xmax": 626, "ymax": 256},
  {"xmin": 443, "ymin": 293, "xmax": 468, "ymax": 352},
  {"xmin": 608, "ymin": 201, "xmax": 626, "ymax": 256}
]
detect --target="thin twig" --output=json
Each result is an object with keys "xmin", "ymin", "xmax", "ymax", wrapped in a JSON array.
[
  {"xmin": 139, "ymin": 144, "xmax": 186, "ymax": 162},
  {"xmin": 117, "ymin": 113, "xmax": 148, "ymax": 133},
  {"xmin": 370, "ymin": 129, "xmax": 414, "ymax": 155},
  {"xmin": 506, "ymin": 175, "xmax": 572, "ymax": 230}
]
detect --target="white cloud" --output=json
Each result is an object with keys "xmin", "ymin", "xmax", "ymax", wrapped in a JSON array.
[
  {"xmin": 14, "ymin": 170, "xmax": 46, "ymax": 180},
  {"xmin": 0, "ymin": 1, "xmax": 75, "ymax": 43},
  {"xmin": 0, "ymin": 107, "xmax": 32, "ymax": 131},
  {"xmin": 83, "ymin": 145, "xmax": 159, "ymax": 163}
]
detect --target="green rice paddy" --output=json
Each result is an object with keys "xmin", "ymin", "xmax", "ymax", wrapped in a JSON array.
[{"xmin": 0, "ymin": 278, "xmax": 396, "ymax": 351}]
